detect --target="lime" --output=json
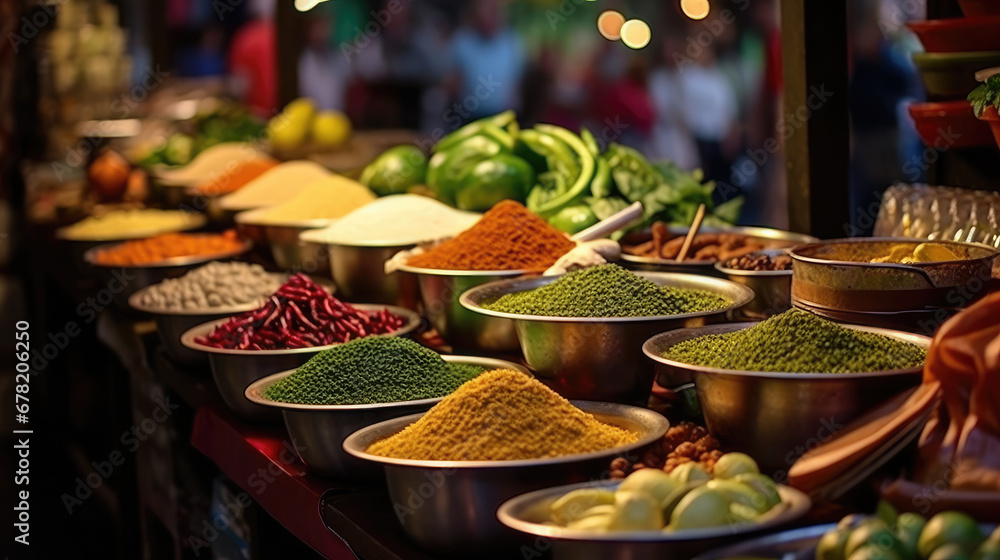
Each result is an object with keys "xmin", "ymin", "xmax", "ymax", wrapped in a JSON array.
[
  {"xmin": 609, "ymin": 491, "xmax": 663, "ymax": 531},
  {"xmin": 359, "ymin": 145, "xmax": 428, "ymax": 196},
  {"xmin": 549, "ymin": 488, "xmax": 616, "ymax": 525},
  {"xmin": 896, "ymin": 512, "xmax": 926, "ymax": 559},
  {"xmin": 670, "ymin": 462, "xmax": 711, "ymax": 486},
  {"xmin": 618, "ymin": 468, "xmax": 682, "ymax": 505},
  {"xmin": 877, "ymin": 501, "xmax": 899, "ymax": 527},
  {"xmin": 929, "ymin": 543, "xmax": 970, "ymax": 560},
  {"xmin": 918, "ymin": 512, "xmax": 984, "ymax": 558},
  {"xmin": 972, "ymin": 539, "xmax": 1000, "ymax": 560},
  {"xmin": 816, "ymin": 526, "xmax": 852, "ymax": 560},
  {"xmin": 707, "ymin": 479, "xmax": 769, "ymax": 514},
  {"xmin": 734, "ymin": 473, "xmax": 782, "ymax": 512},
  {"xmin": 714, "ymin": 453, "xmax": 761, "ymax": 479},
  {"xmin": 847, "ymin": 544, "xmax": 902, "ymax": 560},
  {"xmin": 845, "ymin": 520, "xmax": 904, "ymax": 559},
  {"xmin": 668, "ymin": 486, "xmax": 730, "ymax": 531}
]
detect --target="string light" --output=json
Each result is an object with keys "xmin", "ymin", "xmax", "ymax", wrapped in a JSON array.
[
  {"xmin": 681, "ymin": 0, "xmax": 710, "ymax": 20},
  {"xmin": 620, "ymin": 19, "xmax": 651, "ymax": 49},
  {"xmin": 597, "ymin": 10, "xmax": 626, "ymax": 41}
]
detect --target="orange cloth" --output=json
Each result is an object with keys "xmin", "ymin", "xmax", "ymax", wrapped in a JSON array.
[{"xmin": 915, "ymin": 291, "xmax": 1000, "ymax": 490}]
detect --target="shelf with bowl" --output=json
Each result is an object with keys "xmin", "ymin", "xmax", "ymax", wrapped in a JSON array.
[
  {"xmin": 245, "ymin": 356, "xmax": 531, "ymax": 481},
  {"xmin": 179, "ymin": 305, "xmax": 421, "ymax": 422},
  {"xmin": 234, "ymin": 208, "xmax": 332, "ymax": 273},
  {"xmin": 342, "ymin": 401, "xmax": 669, "ymax": 554},
  {"xmin": 497, "ymin": 478, "xmax": 811, "ymax": 560},
  {"xmin": 460, "ymin": 272, "xmax": 754, "ymax": 405},
  {"xmin": 643, "ymin": 323, "xmax": 930, "ymax": 474},
  {"xmin": 82, "ymin": 234, "xmax": 253, "ymax": 309}
]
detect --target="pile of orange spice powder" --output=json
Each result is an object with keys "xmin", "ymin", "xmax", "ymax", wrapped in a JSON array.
[
  {"xmin": 193, "ymin": 158, "xmax": 278, "ymax": 196},
  {"xmin": 93, "ymin": 230, "xmax": 245, "ymax": 265},
  {"xmin": 405, "ymin": 200, "xmax": 576, "ymax": 271}
]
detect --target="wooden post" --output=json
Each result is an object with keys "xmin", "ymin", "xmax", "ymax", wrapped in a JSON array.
[
  {"xmin": 275, "ymin": 0, "xmax": 306, "ymax": 107},
  {"xmin": 780, "ymin": 0, "xmax": 851, "ymax": 238}
]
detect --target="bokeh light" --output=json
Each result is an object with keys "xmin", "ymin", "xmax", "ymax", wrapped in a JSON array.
[
  {"xmin": 620, "ymin": 19, "xmax": 651, "ymax": 49},
  {"xmin": 597, "ymin": 10, "xmax": 626, "ymax": 41},
  {"xmin": 681, "ymin": 0, "xmax": 710, "ymax": 20}
]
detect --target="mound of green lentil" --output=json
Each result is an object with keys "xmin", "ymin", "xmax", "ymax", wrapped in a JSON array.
[
  {"xmin": 483, "ymin": 264, "xmax": 730, "ymax": 317},
  {"xmin": 262, "ymin": 337, "xmax": 485, "ymax": 405},
  {"xmin": 661, "ymin": 308, "xmax": 927, "ymax": 373}
]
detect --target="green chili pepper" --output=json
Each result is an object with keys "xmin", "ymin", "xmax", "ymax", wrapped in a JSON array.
[
  {"xmin": 526, "ymin": 124, "xmax": 595, "ymax": 216},
  {"xmin": 434, "ymin": 110, "xmax": 516, "ymax": 153}
]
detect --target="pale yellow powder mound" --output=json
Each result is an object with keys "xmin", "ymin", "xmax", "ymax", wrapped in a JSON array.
[
  {"xmin": 248, "ymin": 176, "xmax": 376, "ymax": 223},
  {"xmin": 366, "ymin": 369, "xmax": 638, "ymax": 461}
]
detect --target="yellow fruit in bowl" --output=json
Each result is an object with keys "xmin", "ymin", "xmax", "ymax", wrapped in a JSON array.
[{"xmin": 312, "ymin": 110, "xmax": 352, "ymax": 149}]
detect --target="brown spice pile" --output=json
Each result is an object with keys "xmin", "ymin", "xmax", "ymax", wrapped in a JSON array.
[
  {"xmin": 366, "ymin": 369, "xmax": 638, "ymax": 461},
  {"xmin": 405, "ymin": 200, "xmax": 575, "ymax": 271},
  {"xmin": 610, "ymin": 422, "xmax": 723, "ymax": 478}
]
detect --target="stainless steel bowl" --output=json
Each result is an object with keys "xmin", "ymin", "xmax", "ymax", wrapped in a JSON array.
[
  {"xmin": 621, "ymin": 226, "xmax": 818, "ymax": 276},
  {"xmin": 460, "ymin": 272, "xmax": 755, "ymax": 405},
  {"xmin": 127, "ymin": 273, "xmax": 332, "ymax": 364},
  {"xmin": 234, "ymin": 210, "xmax": 332, "ymax": 274},
  {"xmin": 326, "ymin": 243, "xmax": 419, "ymax": 308},
  {"xmin": 58, "ymin": 213, "xmax": 209, "ymax": 271},
  {"xmin": 83, "ymin": 237, "xmax": 253, "ymax": 309},
  {"xmin": 397, "ymin": 263, "xmax": 526, "ymax": 352},
  {"xmin": 179, "ymin": 305, "xmax": 422, "ymax": 422},
  {"xmin": 643, "ymin": 323, "xmax": 929, "ymax": 476},
  {"xmin": 714, "ymin": 249, "xmax": 793, "ymax": 319},
  {"xmin": 245, "ymin": 356, "xmax": 530, "ymax": 480},
  {"xmin": 497, "ymin": 479, "xmax": 812, "ymax": 560},
  {"xmin": 342, "ymin": 401, "xmax": 669, "ymax": 554}
]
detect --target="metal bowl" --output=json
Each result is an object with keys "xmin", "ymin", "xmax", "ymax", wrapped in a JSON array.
[
  {"xmin": 643, "ymin": 323, "xmax": 930, "ymax": 476},
  {"xmin": 396, "ymin": 263, "xmax": 527, "ymax": 352},
  {"xmin": 497, "ymin": 479, "xmax": 812, "ymax": 560},
  {"xmin": 179, "ymin": 305, "xmax": 422, "ymax": 422},
  {"xmin": 790, "ymin": 238, "xmax": 999, "ymax": 315},
  {"xmin": 342, "ymin": 401, "xmax": 669, "ymax": 554},
  {"xmin": 323, "ymin": 242, "xmax": 419, "ymax": 308},
  {"xmin": 235, "ymin": 209, "xmax": 332, "ymax": 273},
  {"xmin": 714, "ymin": 249, "xmax": 793, "ymax": 319},
  {"xmin": 244, "ymin": 356, "xmax": 530, "ymax": 480},
  {"xmin": 621, "ymin": 226, "xmax": 818, "ymax": 276},
  {"xmin": 82, "ymin": 236, "xmax": 253, "ymax": 309},
  {"xmin": 126, "ymin": 273, "xmax": 333, "ymax": 365},
  {"xmin": 460, "ymin": 272, "xmax": 754, "ymax": 405}
]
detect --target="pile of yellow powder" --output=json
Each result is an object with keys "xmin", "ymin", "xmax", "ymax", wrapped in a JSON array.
[
  {"xmin": 366, "ymin": 369, "xmax": 638, "ymax": 461},
  {"xmin": 247, "ymin": 175, "xmax": 376, "ymax": 224}
]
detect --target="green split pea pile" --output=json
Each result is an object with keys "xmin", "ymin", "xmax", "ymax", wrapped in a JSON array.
[
  {"xmin": 662, "ymin": 308, "xmax": 927, "ymax": 373},
  {"xmin": 484, "ymin": 264, "xmax": 730, "ymax": 317},
  {"xmin": 263, "ymin": 337, "xmax": 485, "ymax": 405}
]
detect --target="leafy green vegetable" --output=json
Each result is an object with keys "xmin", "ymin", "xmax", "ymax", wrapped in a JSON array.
[{"xmin": 968, "ymin": 74, "xmax": 1000, "ymax": 117}]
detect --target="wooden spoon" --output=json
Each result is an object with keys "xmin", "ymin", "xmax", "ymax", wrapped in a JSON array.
[{"xmin": 675, "ymin": 204, "xmax": 707, "ymax": 262}]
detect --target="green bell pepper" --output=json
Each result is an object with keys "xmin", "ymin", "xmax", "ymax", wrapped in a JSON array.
[
  {"xmin": 454, "ymin": 153, "xmax": 535, "ymax": 211},
  {"xmin": 359, "ymin": 145, "xmax": 428, "ymax": 196},
  {"xmin": 426, "ymin": 135, "xmax": 507, "ymax": 205},
  {"xmin": 434, "ymin": 111, "xmax": 516, "ymax": 153}
]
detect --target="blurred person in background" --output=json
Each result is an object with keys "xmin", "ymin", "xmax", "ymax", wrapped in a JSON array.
[
  {"xmin": 648, "ymin": 33, "xmax": 700, "ymax": 170},
  {"xmin": 228, "ymin": 0, "xmax": 277, "ymax": 116},
  {"xmin": 594, "ymin": 55, "xmax": 654, "ymax": 150},
  {"xmin": 300, "ymin": 11, "xmax": 351, "ymax": 111},
  {"xmin": 675, "ymin": 27, "xmax": 739, "ymax": 184},
  {"xmin": 446, "ymin": 0, "xmax": 526, "ymax": 122},
  {"xmin": 176, "ymin": 25, "xmax": 227, "ymax": 77}
]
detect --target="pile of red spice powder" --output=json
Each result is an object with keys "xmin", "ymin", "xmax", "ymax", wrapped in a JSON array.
[{"xmin": 405, "ymin": 200, "xmax": 576, "ymax": 271}]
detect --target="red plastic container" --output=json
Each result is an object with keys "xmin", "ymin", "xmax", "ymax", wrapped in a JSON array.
[
  {"xmin": 976, "ymin": 105, "xmax": 1000, "ymax": 151},
  {"xmin": 907, "ymin": 100, "xmax": 995, "ymax": 147},
  {"xmin": 907, "ymin": 16, "xmax": 1000, "ymax": 52},
  {"xmin": 958, "ymin": 0, "xmax": 1000, "ymax": 16}
]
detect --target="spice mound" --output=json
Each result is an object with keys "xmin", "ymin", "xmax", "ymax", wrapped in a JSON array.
[
  {"xmin": 245, "ymin": 175, "xmax": 375, "ymax": 224},
  {"xmin": 139, "ymin": 262, "xmax": 283, "ymax": 310},
  {"xmin": 263, "ymin": 337, "xmax": 484, "ymax": 405},
  {"xmin": 62, "ymin": 209, "xmax": 201, "ymax": 240},
  {"xmin": 366, "ymin": 369, "xmax": 638, "ymax": 461},
  {"xmin": 302, "ymin": 194, "xmax": 480, "ymax": 247},
  {"xmin": 662, "ymin": 308, "xmax": 927, "ymax": 373},
  {"xmin": 195, "ymin": 273, "xmax": 405, "ymax": 350},
  {"xmin": 405, "ymin": 200, "xmax": 575, "ymax": 271},
  {"xmin": 93, "ymin": 230, "xmax": 245, "ymax": 266},
  {"xmin": 484, "ymin": 264, "xmax": 730, "ymax": 317},
  {"xmin": 193, "ymin": 157, "xmax": 278, "ymax": 196},
  {"xmin": 722, "ymin": 252, "xmax": 792, "ymax": 271}
]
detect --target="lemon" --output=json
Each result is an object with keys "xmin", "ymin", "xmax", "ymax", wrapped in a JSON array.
[
  {"xmin": 734, "ymin": 473, "xmax": 782, "ymax": 511},
  {"xmin": 670, "ymin": 462, "xmax": 711, "ymax": 485},
  {"xmin": 668, "ymin": 486, "xmax": 730, "ymax": 531},
  {"xmin": 714, "ymin": 452, "xmax": 760, "ymax": 479},
  {"xmin": 312, "ymin": 110, "xmax": 352, "ymax": 149},
  {"xmin": 609, "ymin": 491, "xmax": 663, "ymax": 531},
  {"xmin": 816, "ymin": 526, "xmax": 853, "ymax": 560}
]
